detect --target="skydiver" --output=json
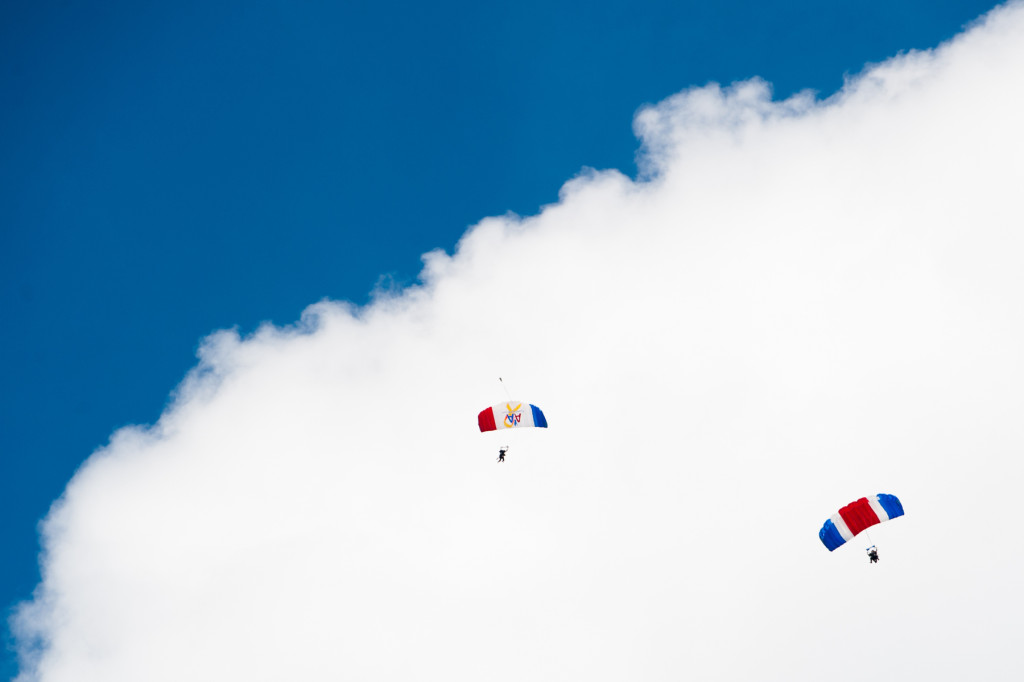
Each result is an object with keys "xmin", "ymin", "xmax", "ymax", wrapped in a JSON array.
[
  {"xmin": 867, "ymin": 546, "xmax": 879, "ymax": 564},
  {"xmin": 497, "ymin": 447, "xmax": 508, "ymax": 463}
]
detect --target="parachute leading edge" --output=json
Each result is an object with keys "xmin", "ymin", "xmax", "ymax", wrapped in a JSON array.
[
  {"xmin": 819, "ymin": 494, "xmax": 904, "ymax": 551},
  {"xmin": 478, "ymin": 401, "xmax": 548, "ymax": 432}
]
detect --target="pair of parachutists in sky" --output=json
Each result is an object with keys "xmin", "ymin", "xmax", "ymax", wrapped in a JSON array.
[{"xmin": 478, "ymin": 396, "xmax": 904, "ymax": 564}]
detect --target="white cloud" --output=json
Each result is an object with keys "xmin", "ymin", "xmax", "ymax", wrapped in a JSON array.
[{"xmin": 13, "ymin": 3, "xmax": 1024, "ymax": 680}]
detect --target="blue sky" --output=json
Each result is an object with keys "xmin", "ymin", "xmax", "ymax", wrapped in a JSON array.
[{"xmin": 0, "ymin": 0, "xmax": 1005, "ymax": 677}]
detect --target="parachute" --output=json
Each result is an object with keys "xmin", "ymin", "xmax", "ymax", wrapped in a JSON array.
[
  {"xmin": 478, "ymin": 401, "xmax": 548, "ymax": 432},
  {"xmin": 819, "ymin": 494, "xmax": 904, "ymax": 551}
]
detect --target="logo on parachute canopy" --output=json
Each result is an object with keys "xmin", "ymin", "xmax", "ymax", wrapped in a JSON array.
[{"xmin": 503, "ymin": 403, "xmax": 523, "ymax": 428}]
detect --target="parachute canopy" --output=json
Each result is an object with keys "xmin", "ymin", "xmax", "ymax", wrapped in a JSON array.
[
  {"xmin": 819, "ymin": 494, "xmax": 904, "ymax": 551},
  {"xmin": 478, "ymin": 401, "xmax": 548, "ymax": 432}
]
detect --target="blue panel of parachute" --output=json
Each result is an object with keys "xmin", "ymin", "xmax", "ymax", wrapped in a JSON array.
[
  {"xmin": 531, "ymin": 404, "xmax": 548, "ymax": 428},
  {"xmin": 878, "ymin": 494, "xmax": 904, "ymax": 520},
  {"xmin": 819, "ymin": 520, "xmax": 846, "ymax": 552}
]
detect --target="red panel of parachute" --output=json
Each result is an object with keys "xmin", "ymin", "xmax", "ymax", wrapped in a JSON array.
[
  {"xmin": 837, "ymin": 497, "xmax": 882, "ymax": 536},
  {"xmin": 478, "ymin": 408, "xmax": 497, "ymax": 432}
]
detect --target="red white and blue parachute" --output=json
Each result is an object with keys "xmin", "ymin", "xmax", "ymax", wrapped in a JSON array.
[
  {"xmin": 819, "ymin": 494, "xmax": 904, "ymax": 551},
  {"xmin": 478, "ymin": 401, "xmax": 548, "ymax": 432}
]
